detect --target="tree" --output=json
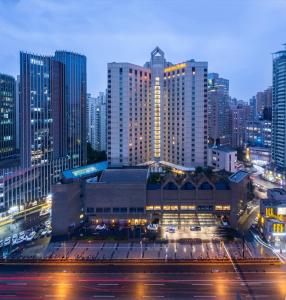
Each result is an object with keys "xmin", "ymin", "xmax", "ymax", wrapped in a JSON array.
[{"xmin": 87, "ymin": 143, "xmax": 107, "ymax": 164}]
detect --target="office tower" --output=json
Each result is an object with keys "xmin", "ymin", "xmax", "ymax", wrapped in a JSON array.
[
  {"xmin": 208, "ymin": 73, "xmax": 230, "ymax": 146},
  {"xmin": 107, "ymin": 47, "xmax": 208, "ymax": 167},
  {"xmin": 272, "ymin": 44, "xmax": 286, "ymax": 169},
  {"xmin": 20, "ymin": 51, "xmax": 87, "ymax": 168},
  {"xmin": 20, "ymin": 53, "xmax": 55, "ymax": 167},
  {"xmin": 54, "ymin": 51, "xmax": 87, "ymax": 167},
  {"xmin": 0, "ymin": 73, "xmax": 16, "ymax": 160},
  {"xmin": 88, "ymin": 92, "xmax": 107, "ymax": 151}
]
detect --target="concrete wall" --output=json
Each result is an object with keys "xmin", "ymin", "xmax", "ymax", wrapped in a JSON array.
[{"xmin": 52, "ymin": 181, "xmax": 82, "ymax": 236}]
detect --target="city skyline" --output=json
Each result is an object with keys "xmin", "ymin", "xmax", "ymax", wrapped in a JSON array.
[{"xmin": 1, "ymin": 0, "xmax": 286, "ymax": 101}]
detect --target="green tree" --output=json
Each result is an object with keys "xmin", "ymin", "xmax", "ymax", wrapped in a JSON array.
[{"xmin": 87, "ymin": 143, "xmax": 107, "ymax": 164}]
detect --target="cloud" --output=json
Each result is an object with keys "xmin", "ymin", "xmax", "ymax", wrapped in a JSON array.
[{"xmin": 0, "ymin": 0, "xmax": 285, "ymax": 100}]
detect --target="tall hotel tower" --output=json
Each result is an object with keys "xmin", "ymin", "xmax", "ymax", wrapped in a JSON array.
[
  {"xmin": 107, "ymin": 47, "xmax": 208, "ymax": 167},
  {"xmin": 272, "ymin": 44, "xmax": 286, "ymax": 169},
  {"xmin": 20, "ymin": 51, "xmax": 87, "ymax": 168}
]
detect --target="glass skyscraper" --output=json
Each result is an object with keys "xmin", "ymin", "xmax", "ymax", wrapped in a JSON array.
[
  {"xmin": 272, "ymin": 44, "xmax": 286, "ymax": 169},
  {"xmin": 54, "ymin": 51, "xmax": 87, "ymax": 167},
  {"xmin": 0, "ymin": 73, "xmax": 16, "ymax": 160},
  {"xmin": 20, "ymin": 51, "xmax": 87, "ymax": 168}
]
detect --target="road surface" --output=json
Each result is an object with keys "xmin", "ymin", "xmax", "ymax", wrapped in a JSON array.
[{"xmin": 0, "ymin": 262, "xmax": 285, "ymax": 299}]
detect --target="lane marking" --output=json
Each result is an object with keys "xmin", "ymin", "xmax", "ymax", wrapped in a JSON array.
[
  {"xmin": 192, "ymin": 284, "xmax": 213, "ymax": 286},
  {"xmin": 193, "ymin": 296, "xmax": 216, "ymax": 298},
  {"xmin": 143, "ymin": 297, "xmax": 164, "ymax": 298},
  {"xmin": 93, "ymin": 296, "xmax": 115, "ymax": 298},
  {"xmin": 97, "ymin": 283, "xmax": 119, "ymax": 286},
  {"xmin": 144, "ymin": 283, "xmax": 165, "ymax": 286}
]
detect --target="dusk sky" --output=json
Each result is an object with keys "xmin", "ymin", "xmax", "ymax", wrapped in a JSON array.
[{"xmin": 0, "ymin": 0, "xmax": 285, "ymax": 100}]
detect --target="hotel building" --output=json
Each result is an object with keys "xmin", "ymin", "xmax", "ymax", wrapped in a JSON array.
[{"xmin": 107, "ymin": 47, "xmax": 208, "ymax": 168}]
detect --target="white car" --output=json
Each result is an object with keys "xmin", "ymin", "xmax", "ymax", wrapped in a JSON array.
[
  {"xmin": 4, "ymin": 237, "xmax": 11, "ymax": 246},
  {"xmin": 25, "ymin": 231, "xmax": 36, "ymax": 241},
  {"xmin": 19, "ymin": 231, "xmax": 25, "ymax": 239},
  {"xmin": 167, "ymin": 225, "xmax": 176, "ymax": 233},
  {"xmin": 96, "ymin": 224, "xmax": 107, "ymax": 231},
  {"xmin": 15, "ymin": 237, "xmax": 25, "ymax": 245},
  {"xmin": 41, "ymin": 230, "xmax": 47, "ymax": 237},
  {"xmin": 147, "ymin": 224, "xmax": 158, "ymax": 231},
  {"xmin": 12, "ymin": 233, "xmax": 18, "ymax": 244},
  {"xmin": 190, "ymin": 225, "xmax": 201, "ymax": 231}
]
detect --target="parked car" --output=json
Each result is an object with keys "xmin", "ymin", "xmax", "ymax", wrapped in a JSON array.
[
  {"xmin": 166, "ymin": 225, "xmax": 176, "ymax": 233},
  {"xmin": 95, "ymin": 224, "xmax": 107, "ymax": 231},
  {"xmin": 25, "ymin": 231, "xmax": 36, "ymax": 241},
  {"xmin": 147, "ymin": 224, "xmax": 158, "ymax": 231},
  {"xmin": 4, "ymin": 236, "xmax": 11, "ymax": 246},
  {"xmin": 190, "ymin": 225, "xmax": 201, "ymax": 231}
]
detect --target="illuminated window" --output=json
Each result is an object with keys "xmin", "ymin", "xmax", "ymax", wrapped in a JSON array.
[
  {"xmin": 180, "ymin": 205, "xmax": 196, "ymax": 210},
  {"xmin": 153, "ymin": 206, "xmax": 161, "ymax": 210},
  {"xmin": 145, "ymin": 206, "xmax": 154, "ymax": 211}
]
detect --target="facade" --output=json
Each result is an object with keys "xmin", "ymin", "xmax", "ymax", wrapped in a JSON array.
[
  {"xmin": 208, "ymin": 73, "xmax": 230, "ymax": 145},
  {"xmin": 208, "ymin": 146, "xmax": 237, "ymax": 173},
  {"xmin": 0, "ymin": 74, "xmax": 17, "ymax": 160},
  {"xmin": 52, "ymin": 167, "xmax": 249, "ymax": 236},
  {"xmin": 0, "ymin": 157, "xmax": 71, "ymax": 215},
  {"xmin": 245, "ymin": 147, "xmax": 271, "ymax": 167},
  {"xmin": 1, "ymin": 51, "xmax": 88, "ymax": 217},
  {"xmin": 256, "ymin": 87, "xmax": 272, "ymax": 118},
  {"xmin": 230, "ymin": 103, "xmax": 251, "ymax": 148},
  {"xmin": 20, "ymin": 51, "xmax": 87, "ymax": 168},
  {"xmin": 246, "ymin": 119, "xmax": 271, "ymax": 148},
  {"xmin": 54, "ymin": 51, "xmax": 87, "ymax": 167},
  {"xmin": 20, "ymin": 53, "xmax": 56, "ymax": 167},
  {"xmin": 272, "ymin": 45, "xmax": 286, "ymax": 170},
  {"xmin": 88, "ymin": 92, "xmax": 106, "ymax": 151},
  {"xmin": 107, "ymin": 47, "xmax": 208, "ymax": 168},
  {"xmin": 259, "ymin": 188, "xmax": 286, "ymax": 243}
]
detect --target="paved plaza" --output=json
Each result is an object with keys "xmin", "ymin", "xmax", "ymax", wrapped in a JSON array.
[{"xmin": 15, "ymin": 239, "xmax": 275, "ymax": 260}]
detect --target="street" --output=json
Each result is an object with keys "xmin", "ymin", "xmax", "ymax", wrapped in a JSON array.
[{"xmin": 0, "ymin": 262, "xmax": 285, "ymax": 299}]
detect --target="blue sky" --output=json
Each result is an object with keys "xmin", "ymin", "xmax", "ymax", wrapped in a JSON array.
[{"xmin": 0, "ymin": 0, "xmax": 285, "ymax": 100}]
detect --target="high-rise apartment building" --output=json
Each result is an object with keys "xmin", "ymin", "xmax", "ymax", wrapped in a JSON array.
[
  {"xmin": 256, "ymin": 87, "xmax": 272, "ymax": 117},
  {"xmin": 230, "ymin": 103, "xmax": 251, "ymax": 148},
  {"xmin": 272, "ymin": 45, "xmax": 286, "ymax": 169},
  {"xmin": 0, "ymin": 74, "xmax": 17, "ymax": 160},
  {"xmin": 88, "ymin": 92, "xmax": 106, "ymax": 151},
  {"xmin": 20, "ymin": 51, "xmax": 87, "ymax": 168},
  {"xmin": 107, "ymin": 47, "xmax": 208, "ymax": 167},
  {"xmin": 208, "ymin": 73, "xmax": 230, "ymax": 146}
]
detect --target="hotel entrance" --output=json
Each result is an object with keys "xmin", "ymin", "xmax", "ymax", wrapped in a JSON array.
[{"xmin": 161, "ymin": 213, "xmax": 218, "ymax": 228}]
